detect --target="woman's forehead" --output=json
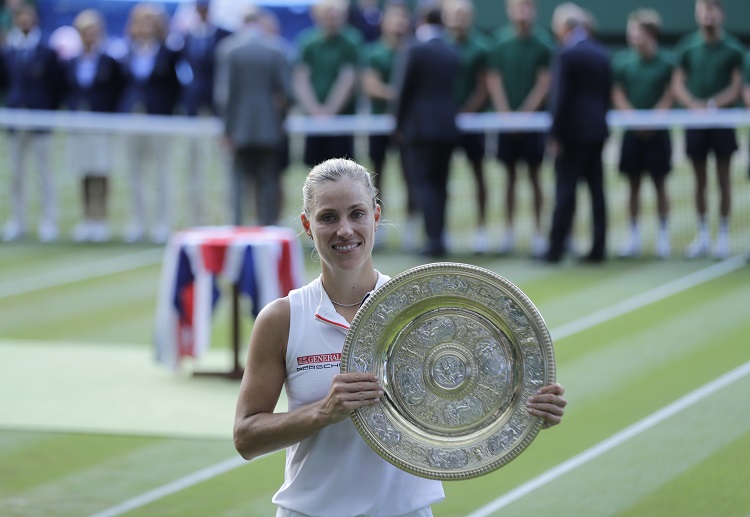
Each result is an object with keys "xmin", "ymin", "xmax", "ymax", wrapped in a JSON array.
[{"xmin": 313, "ymin": 179, "xmax": 370, "ymax": 205}]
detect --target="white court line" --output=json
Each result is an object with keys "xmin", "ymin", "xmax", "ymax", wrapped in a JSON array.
[
  {"xmin": 0, "ymin": 249, "xmax": 164, "ymax": 299},
  {"xmin": 466, "ymin": 359, "xmax": 750, "ymax": 517},
  {"xmin": 88, "ymin": 256, "xmax": 747, "ymax": 517},
  {"xmin": 89, "ymin": 456, "xmax": 249, "ymax": 517}
]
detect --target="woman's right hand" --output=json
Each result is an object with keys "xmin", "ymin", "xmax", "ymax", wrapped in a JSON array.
[{"xmin": 318, "ymin": 372, "xmax": 383, "ymax": 424}]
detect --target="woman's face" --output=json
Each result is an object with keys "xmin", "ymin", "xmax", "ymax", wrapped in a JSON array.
[
  {"xmin": 302, "ymin": 178, "xmax": 381, "ymax": 273},
  {"xmin": 80, "ymin": 24, "xmax": 102, "ymax": 48}
]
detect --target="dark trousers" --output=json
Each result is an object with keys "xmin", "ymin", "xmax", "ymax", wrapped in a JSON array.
[
  {"xmin": 407, "ymin": 142, "xmax": 454, "ymax": 254},
  {"xmin": 232, "ymin": 146, "xmax": 281, "ymax": 227},
  {"xmin": 547, "ymin": 141, "xmax": 607, "ymax": 260}
]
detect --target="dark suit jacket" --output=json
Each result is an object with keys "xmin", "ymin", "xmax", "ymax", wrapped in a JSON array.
[
  {"xmin": 394, "ymin": 35, "xmax": 462, "ymax": 145},
  {"xmin": 1, "ymin": 38, "xmax": 63, "ymax": 110},
  {"xmin": 118, "ymin": 43, "xmax": 181, "ymax": 115},
  {"xmin": 64, "ymin": 52, "xmax": 123, "ymax": 113},
  {"xmin": 549, "ymin": 35, "xmax": 611, "ymax": 147},
  {"xmin": 180, "ymin": 26, "xmax": 231, "ymax": 115}
]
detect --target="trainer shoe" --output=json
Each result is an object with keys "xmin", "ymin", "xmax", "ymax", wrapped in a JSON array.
[
  {"xmin": 655, "ymin": 231, "xmax": 671, "ymax": 259},
  {"xmin": 712, "ymin": 232, "xmax": 730, "ymax": 260},
  {"xmin": 498, "ymin": 231, "xmax": 515, "ymax": 255},
  {"xmin": 3, "ymin": 220, "xmax": 24, "ymax": 242},
  {"xmin": 72, "ymin": 221, "xmax": 92, "ymax": 242},
  {"xmin": 89, "ymin": 221, "xmax": 111, "ymax": 243},
  {"xmin": 150, "ymin": 225, "xmax": 171, "ymax": 245},
  {"xmin": 684, "ymin": 232, "xmax": 710, "ymax": 259},
  {"xmin": 472, "ymin": 228, "xmax": 489, "ymax": 254},
  {"xmin": 531, "ymin": 233, "xmax": 547, "ymax": 258},
  {"xmin": 38, "ymin": 222, "xmax": 59, "ymax": 243},
  {"xmin": 617, "ymin": 235, "xmax": 642, "ymax": 258},
  {"xmin": 123, "ymin": 223, "xmax": 145, "ymax": 243}
]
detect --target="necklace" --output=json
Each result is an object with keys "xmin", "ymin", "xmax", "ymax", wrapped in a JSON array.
[{"xmin": 329, "ymin": 297, "xmax": 362, "ymax": 308}]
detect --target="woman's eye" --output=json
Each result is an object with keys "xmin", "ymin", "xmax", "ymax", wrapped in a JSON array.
[
  {"xmin": 321, "ymin": 214, "xmax": 336, "ymax": 222},
  {"xmin": 352, "ymin": 211, "xmax": 365, "ymax": 219}
]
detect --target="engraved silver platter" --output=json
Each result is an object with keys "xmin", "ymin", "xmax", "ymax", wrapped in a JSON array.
[{"xmin": 341, "ymin": 262, "xmax": 555, "ymax": 480}]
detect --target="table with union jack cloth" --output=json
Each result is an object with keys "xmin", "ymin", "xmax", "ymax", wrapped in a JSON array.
[{"xmin": 154, "ymin": 226, "xmax": 305, "ymax": 376}]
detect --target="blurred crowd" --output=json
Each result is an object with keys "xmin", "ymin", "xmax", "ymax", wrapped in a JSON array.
[{"xmin": 0, "ymin": 0, "xmax": 748, "ymax": 262}]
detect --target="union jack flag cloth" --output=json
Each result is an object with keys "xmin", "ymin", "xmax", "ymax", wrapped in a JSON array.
[{"xmin": 154, "ymin": 226, "xmax": 305, "ymax": 370}]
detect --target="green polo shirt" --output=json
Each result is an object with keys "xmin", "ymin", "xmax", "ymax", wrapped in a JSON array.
[
  {"xmin": 451, "ymin": 29, "xmax": 492, "ymax": 107},
  {"xmin": 674, "ymin": 30, "xmax": 744, "ymax": 101},
  {"xmin": 362, "ymin": 39, "xmax": 397, "ymax": 114},
  {"xmin": 613, "ymin": 48, "xmax": 674, "ymax": 109},
  {"xmin": 487, "ymin": 24, "xmax": 554, "ymax": 110},
  {"xmin": 296, "ymin": 27, "xmax": 359, "ymax": 114}
]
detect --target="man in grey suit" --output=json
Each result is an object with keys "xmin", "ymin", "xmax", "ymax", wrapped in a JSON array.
[{"xmin": 215, "ymin": 9, "xmax": 292, "ymax": 227}]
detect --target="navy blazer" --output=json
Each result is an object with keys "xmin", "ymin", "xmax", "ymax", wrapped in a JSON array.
[
  {"xmin": 118, "ymin": 43, "xmax": 181, "ymax": 115},
  {"xmin": 0, "ymin": 38, "xmax": 63, "ymax": 110},
  {"xmin": 395, "ymin": 36, "xmax": 462, "ymax": 144},
  {"xmin": 549, "ymin": 36, "xmax": 612, "ymax": 146},
  {"xmin": 64, "ymin": 52, "xmax": 123, "ymax": 113},
  {"xmin": 180, "ymin": 26, "xmax": 231, "ymax": 115}
]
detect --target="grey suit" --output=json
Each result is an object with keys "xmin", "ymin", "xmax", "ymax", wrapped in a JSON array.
[{"xmin": 215, "ymin": 29, "xmax": 291, "ymax": 226}]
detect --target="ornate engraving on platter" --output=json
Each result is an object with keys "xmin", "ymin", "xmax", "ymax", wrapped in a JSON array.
[
  {"xmin": 444, "ymin": 395, "xmax": 485, "ymax": 427},
  {"xmin": 341, "ymin": 262, "xmax": 556, "ymax": 480},
  {"xmin": 396, "ymin": 364, "xmax": 426, "ymax": 406}
]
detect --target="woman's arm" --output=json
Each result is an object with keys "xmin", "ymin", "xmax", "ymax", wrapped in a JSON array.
[{"xmin": 233, "ymin": 298, "xmax": 382, "ymax": 460}]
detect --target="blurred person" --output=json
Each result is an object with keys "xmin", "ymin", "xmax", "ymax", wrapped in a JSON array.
[
  {"xmin": 360, "ymin": 1, "xmax": 415, "ymax": 250},
  {"xmin": 178, "ymin": 0, "xmax": 230, "ymax": 226},
  {"xmin": 0, "ymin": 5, "xmax": 64, "ymax": 242},
  {"xmin": 443, "ymin": 0, "xmax": 492, "ymax": 254},
  {"xmin": 744, "ymin": 51, "xmax": 750, "ymax": 180},
  {"xmin": 118, "ymin": 3, "xmax": 182, "ymax": 243},
  {"xmin": 233, "ymin": 157, "xmax": 568, "ymax": 516},
  {"xmin": 394, "ymin": 5, "xmax": 461, "ymax": 258},
  {"xmin": 672, "ymin": 0, "xmax": 744, "ymax": 260},
  {"xmin": 612, "ymin": 9, "xmax": 674, "ymax": 259},
  {"xmin": 544, "ymin": 3, "xmax": 611, "ymax": 264},
  {"xmin": 348, "ymin": 0, "xmax": 382, "ymax": 43},
  {"xmin": 294, "ymin": 0, "xmax": 359, "ymax": 167},
  {"xmin": 486, "ymin": 0, "xmax": 552, "ymax": 257},
  {"xmin": 214, "ymin": 7, "xmax": 291, "ymax": 227},
  {"xmin": 64, "ymin": 9, "xmax": 124, "ymax": 242}
]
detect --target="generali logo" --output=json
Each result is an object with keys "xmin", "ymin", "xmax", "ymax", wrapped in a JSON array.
[{"xmin": 297, "ymin": 353, "xmax": 342, "ymax": 365}]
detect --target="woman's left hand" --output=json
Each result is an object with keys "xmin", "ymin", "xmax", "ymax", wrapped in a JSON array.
[{"xmin": 527, "ymin": 383, "xmax": 567, "ymax": 429}]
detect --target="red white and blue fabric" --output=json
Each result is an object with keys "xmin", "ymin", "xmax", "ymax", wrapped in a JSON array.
[{"xmin": 154, "ymin": 226, "xmax": 305, "ymax": 370}]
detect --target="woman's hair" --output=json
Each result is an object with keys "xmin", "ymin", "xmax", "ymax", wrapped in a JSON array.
[
  {"xmin": 73, "ymin": 9, "xmax": 103, "ymax": 34},
  {"xmin": 302, "ymin": 158, "xmax": 379, "ymax": 217}
]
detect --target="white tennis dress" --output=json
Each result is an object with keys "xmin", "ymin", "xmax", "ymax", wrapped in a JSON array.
[{"xmin": 272, "ymin": 273, "xmax": 444, "ymax": 517}]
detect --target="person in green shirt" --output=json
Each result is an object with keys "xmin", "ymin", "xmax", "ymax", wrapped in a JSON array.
[
  {"xmin": 612, "ymin": 9, "xmax": 674, "ymax": 259},
  {"xmin": 294, "ymin": 0, "xmax": 360, "ymax": 167},
  {"xmin": 672, "ymin": 0, "xmax": 743, "ymax": 260},
  {"xmin": 360, "ymin": 2, "xmax": 415, "ymax": 251},
  {"xmin": 486, "ymin": 0, "xmax": 552, "ymax": 258},
  {"xmin": 444, "ymin": 0, "xmax": 492, "ymax": 254}
]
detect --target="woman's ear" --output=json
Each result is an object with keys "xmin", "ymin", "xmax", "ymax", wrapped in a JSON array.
[
  {"xmin": 374, "ymin": 204, "xmax": 382, "ymax": 226},
  {"xmin": 300, "ymin": 213, "xmax": 312, "ymax": 238}
]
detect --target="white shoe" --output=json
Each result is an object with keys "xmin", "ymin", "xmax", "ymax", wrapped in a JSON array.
[
  {"xmin": 655, "ymin": 231, "xmax": 671, "ymax": 259},
  {"xmin": 149, "ymin": 225, "xmax": 171, "ymax": 244},
  {"xmin": 72, "ymin": 222, "xmax": 92, "ymax": 242},
  {"xmin": 712, "ymin": 232, "xmax": 730, "ymax": 260},
  {"xmin": 3, "ymin": 220, "xmax": 24, "ymax": 241},
  {"xmin": 498, "ymin": 232, "xmax": 515, "ymax": 254},
  {"xmin": 472, "ymin": 228, "xmax": 489, "ymax": 254},
  {"xmin": 531, "ymin": 233, "xmax": 547, "ymax": 258},
  {"xmin": 685, "ymin": 232, "xmax": 710, "ymax": 259},
  {"xmin": 89, "ymin": 222, "xmax": 111, "ymax": 243},
  {"xmin": 38, "ymin": 223, "xmax": 59, "ymax": 242},
  {"xmin": 618, "ymin": 235, "xmax": 642, "ymax": 258},
  {"xmin": 123, "ymin": 224, "xmax": 144, "ymax": 243}
]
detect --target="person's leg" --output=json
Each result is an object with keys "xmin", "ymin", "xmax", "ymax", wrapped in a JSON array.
[
  {"xmin": 252, "ymin": 147, "xmax": 282, "ymax": 226},
  {"xmin": 151, "ymin": 135, "xmax": 172, "ymax": 243},
  {"xmin": 583, "ymin": 142, "xmax": 607, "ymax": 261},
  {"xmin": 231, "ymin": 147, "xmax": 250, "ymax": 226},
  {"xmin": 463, "ymin": 133, "xmax": 488, "ymax": 253},
  {"xmin": 526, "ymin": 132, "xmax": 548, "ymax": 257},
  {"xmin": 398, "ymin": 145, "xmax": 420, "ymax": 252},
  {"xmin": 618, "ymin": 172, "xmax": 642, "ymax": 258},
  {"xmin": 186, "ymin": 134, "xmax": 206, "ymax": 226},
  {"xmin": 713, "ymin": 155, "xmax": 733, "ymax": 259},
  {"xmin": 684, "ymin": 129, "xmax": 711, "ymax": 258},
  {"xmin": 125, "ymin": 134, "xmax": 147, "ymax": 242},
  {"xmin": 653, "ymin": 173, "xmax": 670, "ymax": 258},
  {"xmin": 33, "ymin": 133, "xmax": 57, "ymax": 242},
  {"xmin": 500, "ymin": 161, "xmax": 518, "ymax": 254},
  {"xmin": 4, "ymin": 131, "xmax": 27, "ymax": 240},
  {"xmin": 545, "ymin": 149, "xmax": 580, "ymax": 262}
]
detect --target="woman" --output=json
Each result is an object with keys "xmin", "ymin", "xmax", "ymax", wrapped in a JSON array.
[
  {"xmin": 65, "ymin": 9, "xmax": 122, "ymax": 242},
  {"xmin": 118, "ymin": 3, "xmax": 181, "ymax": 243},
  {"xmin": 234, "ymin": 158, "xmax": 567, "ymax": 516}
]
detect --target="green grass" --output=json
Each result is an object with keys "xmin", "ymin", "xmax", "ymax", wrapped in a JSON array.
[{"xmin": 0, "ymin": 133, "xmax": 749, "ymax": 516}]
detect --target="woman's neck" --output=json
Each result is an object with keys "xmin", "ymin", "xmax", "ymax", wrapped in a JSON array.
[{"xmin": 320, "ymin": 265, "xmax": 378, "ymax": 307}]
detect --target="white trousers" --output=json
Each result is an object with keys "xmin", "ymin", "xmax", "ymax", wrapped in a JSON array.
[
  {"xmin": 7, "ymin": 131, "xmax": 55, "ymax": 228},
  {"xmin": 126, "ymin": 133, "xmax": 171, "ymax": 232}
]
